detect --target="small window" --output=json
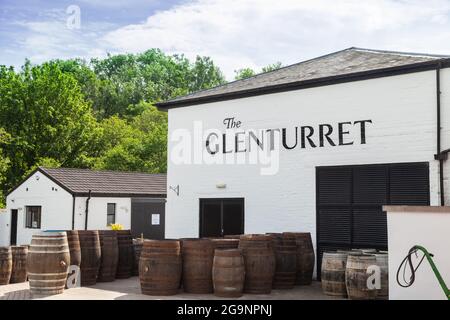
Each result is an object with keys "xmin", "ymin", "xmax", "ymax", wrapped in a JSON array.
[
  {"xmin": 107, "ymin": 203, "xmax": 116, "ymax": 226},
  {"xmin": 25, "ymin": 206, "xmax": 41, "ymax": 229}
]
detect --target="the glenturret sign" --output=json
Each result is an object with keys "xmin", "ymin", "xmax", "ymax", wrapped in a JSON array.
[{"xmin": 205, "ymin": 117, "xmax": 373, "ymax": 154}]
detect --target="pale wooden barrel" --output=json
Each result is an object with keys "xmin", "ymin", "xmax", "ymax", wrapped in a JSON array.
[
  {"xmin": 27, "ymin": 232, "xmax": 70, "ymax": 296},
  {"xmin": 375, "ymin": 252, "xmax": 389, "ymax": 299},
  {"xmin": 321, "ymin": 252, "xmax": 347, "ymax": 297},
  {"xmin": 345, "ymin": 254, "xmax": 378, "ymax": 300}
]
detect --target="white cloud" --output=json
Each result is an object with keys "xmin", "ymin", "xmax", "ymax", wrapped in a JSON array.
[
  {"xmin": 102, "ymin": 0, "xmax": 450, "ymax": 78},
  {"xmin": 5, "ymin": 0, "xmax": 450, "ymax": 79}
]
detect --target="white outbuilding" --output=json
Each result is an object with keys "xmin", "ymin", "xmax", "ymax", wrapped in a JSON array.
[
  {"xmin": 156, "ymin": 47, "xmax": 450, "ymax": 277},
  {"xmin": 1, "ymin": 167, "xmax": 166, "ymax": 246}
]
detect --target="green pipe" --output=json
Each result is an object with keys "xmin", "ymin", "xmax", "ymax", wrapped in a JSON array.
[{"xmin": 413, "ymin": 245, "xmax": 450, "ymax": 300}]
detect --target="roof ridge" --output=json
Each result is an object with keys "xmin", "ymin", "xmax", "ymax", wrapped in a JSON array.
[
  {"xmin": 351, "ymin": 47, "xmax": 450, "ymax": 59},
  {"xmin": 40, "ymin": 166, "xmax": 166, "ymax": 176}
]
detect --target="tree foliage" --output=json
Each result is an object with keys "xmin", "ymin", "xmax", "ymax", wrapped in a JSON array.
[{"xmin": 234, "ymin": 62, "xmax": 283, "ymax": 80}]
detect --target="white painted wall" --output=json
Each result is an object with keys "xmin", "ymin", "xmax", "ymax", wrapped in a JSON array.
[
  {"xmin": 166, "ymin": 70, "xmax": 450, "ymax": 251},
  {"xmin": 5, "ymin": 171, "xmax": 73, "ymax": 245},
  {"xmin": 73, "ymin": 196, "xmax": 131, "ymax": 230},
  {"xmin": 0, "ymin": 209, "xmax": 9, "ymax": 246},
  {"xmin": 386, "ymin": 206, "xmax": 450, "ymax": 300}
]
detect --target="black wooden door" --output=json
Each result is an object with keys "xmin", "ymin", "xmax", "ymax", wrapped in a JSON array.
[
  {"xmin": 10, "ymin": 209, "xmax": 18, "ymax": 245},
  {"xmin": 131, "ymin": 198, "xmax": 165, "ymax": 240},
  {"xmin": 200, "ymin": 198, "xmax": 244, "ymax": 237},
  {"xmin": 316, "ymin": 162, "xmax": 430, "ymax": 279}
]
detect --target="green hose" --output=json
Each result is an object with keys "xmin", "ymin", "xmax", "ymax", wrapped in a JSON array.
[{"xmin": 396, "ymin": 245, "xmax": 449, "ymax": 300}]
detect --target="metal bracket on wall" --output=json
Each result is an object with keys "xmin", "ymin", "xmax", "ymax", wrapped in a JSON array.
[
  {"xmin": 434, "ymin": 148, "xmax": 450, "ymax": 161},
  {"xmin": 169, "ymin": 185, "xmax": 180, "ymax": 196}
]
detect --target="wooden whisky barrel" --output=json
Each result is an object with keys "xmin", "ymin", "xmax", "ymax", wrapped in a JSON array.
[
  {"xmin": 210, "ymin": 238, "xmax": 240, "ymax": 250},
  {"xmin": 0, "ymin": 247, "xmax": 12, "ymax": 285},
  {"xmin": 321, "ymin": 252, "xmax": 348, "ymax": 297},
  {"xmin": 98, "ymin": 230, "xmax": 119, "ymax": 282},
  {"xmin": 267, "ymin": 233, "xmax": 297, "ymax": 289},
  {"xmin": 78, "ymin": 230, "xmax": 101, "ymax": 286},
  {"xmin": 133, "ymin": 238, "xmax": 144, "ymax": 276},
  {"xmin": 181, "ymin": 239, "xmax": 215, "ymax": 294},
  {"xmin": 239, "ymin": 234, "xmax": 275, "ymax": 294},
  {"xmin": 213, "ymin": 249, "xmax": 245, "ymax": 297},
  {"xmin": 66, "ymin": 230, "xmax": 81, "ymax": 267},
  {"xmin": 375, "ymin": 252, "xmax": 389, "ymax": 299},
  {"xmin": 139, "ymin": 240, "xmax": 181, "ymax": 296},
  {"xmin": 345, "ymin": 254, "xmax": 378, "ymax": 300},
  {"xmin": 283, "ymin": 232, "xmax": 315, "ymax": 285},
  {"xmin": 116, "ymin": 230, "xmax": 134, "ymax": 279},
  {"xmin": 10, "ymin": 245, "xmax": 28, "ymax": 283},
  {"xmin": 27, "ymin": 232, "xmax": 70, "ymax": 296}
]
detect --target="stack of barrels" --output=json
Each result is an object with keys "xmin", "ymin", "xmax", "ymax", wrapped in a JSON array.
[{"xmin": 321, "ymin": 249, "xmax": 389, "ymax": 300}]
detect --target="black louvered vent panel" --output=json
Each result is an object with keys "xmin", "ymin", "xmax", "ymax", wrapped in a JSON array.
[
  {"xmin": 316, "ymin": 162, "xmax": 429, "ymax": 279},
  {"xmin": 318, "ymin": 208, "xmax": 351, "ymax": 244},
  {"xmin": 353, "ymin": 165, "xmax": 388, "ymax": 205},
  {"xmin": 352, "ymin": 208, "xmax": 387, "ymax": 247},
  {"xmin": 317, "ymin": 168, "xmax": 352, "ymax": 204},
  {"xmin": 390, "ymin": 163, "xmax": 430, "ymax": 205}
]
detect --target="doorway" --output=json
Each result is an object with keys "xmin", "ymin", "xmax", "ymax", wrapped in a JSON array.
[
  {"xmin": 199, "ymin": 198, "xmax": 244, "ymax": 237},
  {"xmin": 10, "ymin": 209, "xmax": 18, "ymax": 245},
  {"xmin": 131, "ymin": 198, "xmax": 166, "ymax": 240}
]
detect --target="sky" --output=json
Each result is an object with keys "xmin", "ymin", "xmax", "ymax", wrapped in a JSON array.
[{"xmin": 2, "ymin": 0, "xmax": 450, "ymax": 79}]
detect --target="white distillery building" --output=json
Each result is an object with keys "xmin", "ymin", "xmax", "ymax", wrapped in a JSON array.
[
  {"xmin": 156, "ymin": 48, "xmax": 450, "ymax": 277},
  {"xmin": 0, "ymin": 167, "xmax": 166, "ymax": 246}
]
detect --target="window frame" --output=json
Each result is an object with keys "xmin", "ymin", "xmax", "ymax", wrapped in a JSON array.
[
  {"xmin": 25, "ymin": 206, "xmax": 42, "ymax": 229},
  {"xmin": 107, "ymin": 203, "xmax": 116, "ymax": 226}
]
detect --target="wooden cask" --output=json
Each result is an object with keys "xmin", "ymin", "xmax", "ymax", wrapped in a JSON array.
[
  {"xmin": 213, "ymin": 249, "xmax": 245, "ymax": 297},
  {"xmin": 66, "ymin": 230, "xmax": 81, "ymax": 267},
  {"xmin": 133, "ymin": 238, "xmax": 144, "ymax": 276},
  {"xmin": 211, "ymin": 238, "xmax": 240, "ymax": 250},
  {"xmin": 116, "ymin": 230, "xmax": 134, "ymax": 279},
  {"xmin": 139, "ymin": 240, "xmax": 181, "ymax": 296},
  {"xmin": 224, "ymin": 235, "xmax": 242, "ymax": 239},
  {"xmin": 267, "ymin": 233, "xmax": 297, "ymax": 289},
  {"xmin": 345, "ymin": 254, "xmax": 378, "ymax": 300},
  {"xmin": 98, "ymin": 230, "xmax": 119, "ymax": 282},
  {"xmin": 283, "ymin": 232, "xmax": 315, "ymax": 285},
  {"xmin": 182, "ymin": 239, "xmax": 215, "ymax": 294},
  {"xmin": 10, "ymin": 245, "xmax": 28, "ymax": 283},
  {"xmin": 0, "ymin": 247, "xmax": 12, "ymax": 285},
  {"xmin": 375, "ymin": 253, "xmax": 389, "ymax": 299},
  {"xmin": 239, "ymin": 234, "xmax": 275, "ymax": 294},
  {"xmin": 321, "ymin": 252, "xmax": 348, "ymax": 297},
  {"xmin": 78, "ymin": 230, "xmax": 101, "ymax": 286},
  {"xmin": 27, "ymin": 232, "xmax": 70, "ymax": 296}
]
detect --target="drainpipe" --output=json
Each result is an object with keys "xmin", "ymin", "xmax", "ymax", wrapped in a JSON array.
[
  {"xmin": 84, "ymin": 190, "xmax": 91, "ymax": 230},
  {"xmin": 71, "ymin": 195, "xmax": 75, "ymax": 230},
  {"xmin": 435, "ymin": 63, "xmax": 446, "ymax": 206}
]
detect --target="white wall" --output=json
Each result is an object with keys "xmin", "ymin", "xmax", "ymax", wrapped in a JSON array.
[
  {"xmin": 385, "ymin": 206, "xmax": 450, "ymax": 300},
  {"xmin": 166, "ymin": 69, "xmax": 450, "ymax": 246},
  {"xmin": 5, "ymin": 171, "xmax": 73, "ymax": 245},
  {"xmin": 73, "ymin": 196, "xmax": 131, "ymax": 230},
  {"xmin": 0, "ymin": 209, "xmax": 9, "ymax": 246}
]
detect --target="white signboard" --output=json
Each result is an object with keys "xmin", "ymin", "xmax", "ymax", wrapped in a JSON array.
[{"xmin": 151, "ymin": 214, "xmax": 160, "ymax": 225}]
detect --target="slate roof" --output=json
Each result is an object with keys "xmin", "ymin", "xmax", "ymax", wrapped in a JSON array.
[
  {"xmin": 37, "ymin": 167, "xmax": 166, "ymax": 196},
  {"xmin": 156, "ymin": 47, "xmax": 450, "ymax": 109}
]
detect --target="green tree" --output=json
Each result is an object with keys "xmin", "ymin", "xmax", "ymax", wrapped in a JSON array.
[
  {"xmin": 0, "ymin": 128, "xmax": 11, "ymax": 207},
  {"xmin": 261, "ymin": 62, "xmax": 283, "ymax": 73},
  {"xmin": 234, "ymin": 68, "xmax": 256, "ymax": 80}
]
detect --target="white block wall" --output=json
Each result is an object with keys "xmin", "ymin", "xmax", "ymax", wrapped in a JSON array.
[
  {"xmin": 386, "ymin": 206, "xmax": 450, "ymax": 300},
  {"xmin": 166, "ymin": 69, "xmax": 450, "ymax": 246},
  {"xmin": 5, "ymin": 171, "xmax": 73, "ymax": 245}
]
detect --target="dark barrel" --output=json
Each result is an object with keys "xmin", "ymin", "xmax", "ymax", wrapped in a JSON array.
[
  {"xmin": 238, "ymin": 234, "xmax": 275, "ymax": 294},
  {"xmin": 0, "ymin": 247, "xmax": 12, "ymax": 285},
  {"xmin": 181, "ymin": 239, "xmax": 215, "ymax": 294},
  {"xmin": 133, "ymin": 238, "xmax": 144, "ymax": 276},
  {"xmin": 98, "ymin": 230, "xmax": 119, "ymax": 282},
  {"xmin": 210, "ymin": 238, "xmax": 240, "ymax": 250},
  {"xmin": 78, "ymin": 230, "xmax": 101, "ymax": 286},
  {"xmin": 10, "ymin": 245, "xmax": 28, "ymax": 283},
  {"xmin": 27, "ymin": 232, "xmax": 70, "ymax": 296},
  {"xmin": 139, "ymin": 240, "xmax": 182, "ymax": 296},
  {"xmin": 267, "ymin": 233, "xmax": 297, "ymax": 289},
  {"xmin": 283, "ymin": 232, "xmax": 315, "ymax": 285},
  {"xmin": 321, "ymin": 252, "xmax": 348, "ymax": 297},
  {"xmin": 212, "ymin": 249, "xmax": 245, "ymax": 298},
  {"xmin": 345, "ymin": 254, "xmax": 378, "ymax": 300},
  {"xmin": 66, "ymin": 230, "xmax": 81, "ymax": 267},
  {"xmin": 116, "ymin": 230, "xmax": 134, "ymax": 279}
]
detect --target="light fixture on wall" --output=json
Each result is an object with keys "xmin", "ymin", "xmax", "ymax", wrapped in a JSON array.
[
  {"xmin": 169, "ymin": 185, "xmax": 180, "ymax": 196},
  {"xmin": 216, "ymin": 183, "xmax": 227, "ymax": 189},
  {"xmin": 35, "ymin": 175, "xmax": 40, "ymax": 181}
]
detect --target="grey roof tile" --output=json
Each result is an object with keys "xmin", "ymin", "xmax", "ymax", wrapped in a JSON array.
[{"xmin": 39, "ymin": 167, "xmax": 166, "ymax": 196}]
